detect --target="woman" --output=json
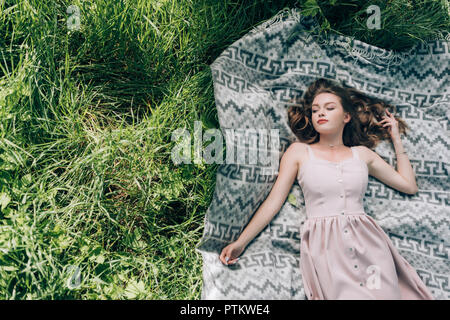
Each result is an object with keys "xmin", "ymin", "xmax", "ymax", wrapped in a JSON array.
[{"xmin": 218, "ymin": 78, "xmax": 435, "ymax": 300}]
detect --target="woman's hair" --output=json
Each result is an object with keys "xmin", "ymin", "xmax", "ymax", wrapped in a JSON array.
[{"xmin": 287, "ymin": 78, "xmax": 409, "ymax": 149}]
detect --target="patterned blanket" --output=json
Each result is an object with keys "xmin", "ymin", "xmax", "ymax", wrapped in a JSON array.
[{"xmin": 196, "ymin": 8, "xmax": 449, "ymax": 300}]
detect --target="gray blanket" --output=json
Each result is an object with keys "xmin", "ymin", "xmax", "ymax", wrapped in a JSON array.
[{"xmin": 196, "ymin": 8, "xmax": 449, "ymax": 300}]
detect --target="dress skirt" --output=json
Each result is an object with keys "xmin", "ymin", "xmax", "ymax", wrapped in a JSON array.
[{"xmin": 299, "ymin": 213, "xmax": 435, "ymax": 300}]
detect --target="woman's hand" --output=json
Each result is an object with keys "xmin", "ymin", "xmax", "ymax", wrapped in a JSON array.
[
  {"xmin": 219, "ymin": 241, "xmax": 245, "ymax": 265},
  {"xmin": 379, "ymin": 109, "xmax": 400, "ymax": 140}
]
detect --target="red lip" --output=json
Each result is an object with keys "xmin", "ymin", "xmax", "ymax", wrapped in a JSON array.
[{"xmin": 317, "ymin": 119, "xmax": 328, "ymax": 124}]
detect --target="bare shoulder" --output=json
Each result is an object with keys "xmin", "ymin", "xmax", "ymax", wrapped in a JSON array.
[
  {"xmin": 353, "ymin": 145, "xmax": 376, "ymax": 164},
  {"xmin": 287, "ymin": 142, "xmax": 308, "ymax": 154},
  {"xmin": 286, "ymin": 142, "xmax": 308, "ymax": 164},
  {"xmin": 289, "ymin": 141, "xmax": 308, "ymax": 150}
]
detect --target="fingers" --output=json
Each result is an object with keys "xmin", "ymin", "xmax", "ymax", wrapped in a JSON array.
[
  {"xmin": 380, "ymin": 118, "xmax": 391, "ymax": 128},
  {"xmin": 219, "ymin": 247, "xmax": 230, "ymax": 265},
  {"xmin": 219, "ymin": 247, "xmax": 240, "ymax": 266},
  {"xmin": 221, "ymin": 257, "xmax": 239, "ymax": 265},
  {"xmin": 219, "ymin": 248, "xmax": 228, "ymax": 265},
  {"xmin": 381, "ymin": 110, "xmax": 400, "ymax": 138},
  {"xmin": 385, "ymin": 109, "xmax": 396, "ymax": 118},
  {"xmin": 379, "ymin": 118, "xmax": 391, "ymax": 126},
  {"xmin": 380, "ymin": 111, "xmax": 397, "ymax": 125}
]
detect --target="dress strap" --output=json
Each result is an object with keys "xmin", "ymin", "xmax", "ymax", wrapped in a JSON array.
[
  {"xmin": 306, "ymin": 144, "xmax": 316, "ymax": 160},
  {"xmin": 350, "ymin": 146, "xmax": 360, "ymax": 160}
]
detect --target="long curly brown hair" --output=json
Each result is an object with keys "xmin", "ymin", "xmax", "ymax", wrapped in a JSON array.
[{"xmin": 287, "ymin": 78, "xmax": 409, "ymax": 149}]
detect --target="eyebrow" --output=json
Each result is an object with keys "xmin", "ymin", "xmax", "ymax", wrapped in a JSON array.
[{"xmin": 311, "ymin": 102, "xmax": 337, "ymax": 107}]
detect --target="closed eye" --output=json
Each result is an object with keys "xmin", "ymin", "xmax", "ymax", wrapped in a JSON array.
[{"xmin": 312, "ymin": 108, "xmax": 334, "ymax": 113}]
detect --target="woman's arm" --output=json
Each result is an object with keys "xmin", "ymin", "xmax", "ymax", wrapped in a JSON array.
[
  {"xmin": 392, "ymin": 135, "xmax": 418, "ymax": 192},
  {"xmin": 365, "ymin": 109, "xmax": 418, "ymax": 195},
  {"xmin": 219, "ymin": 143, "xmax": 302, "ymax": 265},
  {"xmin": 364, "ymin": 139, "xmax": 418, "ymax": 195},
  {"xmin": 235, "ymin": 143, "xmax": 301, "ymax": 248}
]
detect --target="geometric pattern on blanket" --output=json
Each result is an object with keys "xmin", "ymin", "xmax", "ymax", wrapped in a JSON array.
[{"xmin": 196, "ymin": 8, "xmax": 450, "ymax": 300}]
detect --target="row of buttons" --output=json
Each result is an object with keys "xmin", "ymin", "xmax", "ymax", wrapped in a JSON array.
[
  {"xmin": 344, "ymin": 227, "xmax": 365, "ymax": 287},
  {"xmin": 336, "ymin": 164, "xmax": 345, "ymax": 212},
  {"xmin": 338, "ymin": 164, "xmax": 365, "ymax": 287}
]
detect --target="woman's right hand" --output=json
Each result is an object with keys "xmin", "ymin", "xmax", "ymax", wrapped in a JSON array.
[{"xmin": 219, "ymin": 241, "xmax": 245, "ymax": 265}]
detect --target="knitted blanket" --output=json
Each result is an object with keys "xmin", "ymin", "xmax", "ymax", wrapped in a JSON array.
[{"xmin": 196, "ymin": 8, "xmax": 449, "ymax": 300}]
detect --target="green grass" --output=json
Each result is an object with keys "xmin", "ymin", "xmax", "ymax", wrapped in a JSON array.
[{"xmin": 0, "ymin": 0, "xmax": 448, "ymax": 299}]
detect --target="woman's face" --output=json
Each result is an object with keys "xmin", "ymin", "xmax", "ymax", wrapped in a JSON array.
[{"xmin": 311, "ymin": 93, "xmax": 351, "ymax": 134}]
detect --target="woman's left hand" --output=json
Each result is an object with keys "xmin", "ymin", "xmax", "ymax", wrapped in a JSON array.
[{"xmin": 379, "ymin": 109, "xmax": 400, "ymax": 140}]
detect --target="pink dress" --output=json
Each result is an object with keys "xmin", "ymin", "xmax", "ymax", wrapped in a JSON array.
[{"xmin": 297, "ymin": 144, "xmax": 434, "ymax": 300}]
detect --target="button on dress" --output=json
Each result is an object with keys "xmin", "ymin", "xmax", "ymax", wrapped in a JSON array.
[{"xmin": 297, "ymin": 144, "xmax": 434, "ymax": 300}]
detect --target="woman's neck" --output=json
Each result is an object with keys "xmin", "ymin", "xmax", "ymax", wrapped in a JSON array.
[{"xmin": 315, "ymin": 136, "xmax": 345, "ymax": 148}]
